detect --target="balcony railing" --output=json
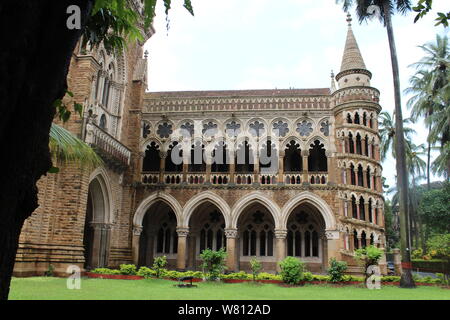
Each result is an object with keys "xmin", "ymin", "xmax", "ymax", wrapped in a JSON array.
[
  {"xmin": 140, "ymin": 171, "xmax": 328, "ymax": 186},
  {"xmin": 85, "ymin": 122, "xmax": 131, "ymax": 168}
]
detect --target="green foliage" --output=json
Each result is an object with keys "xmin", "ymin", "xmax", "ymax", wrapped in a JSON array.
[
  {"xmin": 152, "ymin": 256, "xmax": 167, "ymax": 278},
  {"xmin": 119, "ymin": 264, "xmax": 137, "ymax": 275},
  {"xmin": 419, "ymin": 183, "xmax": 450, "ymax": 234},
  {"xmin": 85, "ymin": 0, "xmax": 194, "ymax": 54},
  {"xmin": 200, "ymin": 248, "xmax": 227, "ymax": 281},
  {"xmin": 90, "ymin": 268, "xmax": 121, "ymax": 275},
  {"xmin": 413, "ymin": 0, "xmax": 450, "ymax": 26},
  {"xmin": 327, "ymin": 258, "xmax": 348, "ymax": 282},
  {"xmin": 381, "ymin": 276, "xmax": 401, "ymax": 282},
  {"xmin": 278, "ymin": 257, "xmax": 306, "ymax": 285},
  {"xmin": 44, "ymin": 265, "xmax": 54, "ymax": 277},
  {"xmin": 412, "ymin": 248, "xmax": 424, "ymax": 259},
  {"xmin": 427, "ymin": 233, "xmax": 450, "ymax": 259},
  {"xmin": 220, "ymin": 272, "xmax": 252, "ymax": 280},
  {"xmin": 355, "ymin": 246, "xmax": 384, "ymax": 281},
  {"xmin": 137, "ymin": 266, "xmax": 155, "ymax": 278},
  {"xmin": 249, "ymin": 257, "xmax": 262, "ymax": 282},
  {"xmin": 355, "ymin": 245, "xmax": 384, "ymax": 266}
]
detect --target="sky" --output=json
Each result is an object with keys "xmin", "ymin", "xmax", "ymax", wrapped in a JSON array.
[{"xmin": 144, "ymin": 0, "xmax": 449, "ymax": 191}]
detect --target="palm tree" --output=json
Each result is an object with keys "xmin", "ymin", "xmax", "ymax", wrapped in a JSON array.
[
  {"xmin": 337, "ymin": 0, "xmax": 415, "ymax": 287},
  {"xmin": 406, "ymin": 34, "xmax": 450, "ymax": 187},
  {"xmin": 379, "ymin": 111, "xmax": 415, "ymax": 161},
  {"xmin": 49, "ymin": 123, "xmax": 103, "ymax": 168}
]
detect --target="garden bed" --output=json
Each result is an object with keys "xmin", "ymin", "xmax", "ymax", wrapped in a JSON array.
[{"xmin": 86, "ymin": 272, "xmax": 144, "ymax": 280}]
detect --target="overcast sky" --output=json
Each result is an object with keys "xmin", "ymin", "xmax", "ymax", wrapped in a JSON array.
[{"xmin": 144, "ymin": 0, "xmax": 449, "ymax": 191}]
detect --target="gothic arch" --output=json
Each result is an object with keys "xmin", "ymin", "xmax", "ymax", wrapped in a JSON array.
[
  {"xmin": 231, "ymin": 192, "xmax": 281, "ymax": 229},
  {"xmin": 182, "ymin": 191, "xmax": 231, "ymax": 228},
  {"xmin": 133, "ymin": 192, "xmax": 183, "ymax": 229},
  {"xmin": 280, "ymin": 192, "xmax": 337, "ymax": 231},
  {"xmin": 88, "ymin": 167, "xmax": 114, "ymax": 224}
]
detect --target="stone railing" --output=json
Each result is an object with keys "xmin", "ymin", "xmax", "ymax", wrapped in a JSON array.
[
  {"xmin": 235, "ymin": 173, "xmax": 253, "ymax": 185},
  {"xmin": 210, "ymin": 173, "xmax": 230, "ymax": 185},
  {"xmin": 259, "ymin": 174, "xmax": 277, "ymax": 185},
  {"xmin": 164, "ymin": 173, "xmax": 183, "ymax": 184},
  {"xmin": 142, "ymin": 172, "xmax": 159, "ymax": 184},
  {"xmin": 309, "ymin": 173, "xmax": 328, "ymax": 185},
  {"xmin": 284, "ymin": 173, "xmax": 302, "ymax": 185},
  {"xmin": 187, "ymin": 173, "xmax": 206, "ymax": 185},
  {"xmin": 85, "ymin": 122, "xmax": 131, "ymax": 167},
  {"xmin": 333, "ymin": 87, "xmax": 380, "ymax": 106}
]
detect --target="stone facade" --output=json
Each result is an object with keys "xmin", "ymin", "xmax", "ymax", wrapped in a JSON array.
[{"xmin": 14, "ymin": 14, "xmax": 386, "ymax": 277}]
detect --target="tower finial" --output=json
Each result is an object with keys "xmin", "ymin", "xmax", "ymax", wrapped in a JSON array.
[{"xmin": 346, "ymin": 12, "xmax": 352, "ymax": 27}]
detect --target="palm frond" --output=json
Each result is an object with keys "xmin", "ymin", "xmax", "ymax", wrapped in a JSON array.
[{"xmin": 49, "ymin": 123, "xmax": 103, "ymax": 168}]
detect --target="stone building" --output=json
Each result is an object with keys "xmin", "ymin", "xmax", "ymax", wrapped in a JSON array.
[{"xmin": 13, "ymin": 11, "xmax": 386, "ymax": 276}]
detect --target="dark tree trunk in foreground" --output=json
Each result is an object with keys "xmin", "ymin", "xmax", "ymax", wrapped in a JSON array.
[
  {"xmin": 382, "ymin": 2, "xmax": 415, "ymax": 288},
  {"xmin": 0, "ymin": 1, "xmax": 92, "ymax": 300}
]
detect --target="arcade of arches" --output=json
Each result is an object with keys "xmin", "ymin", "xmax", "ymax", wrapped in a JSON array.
[{"xmin": 131, "ymin": 192, "xmax": 383, "ymax": 273}]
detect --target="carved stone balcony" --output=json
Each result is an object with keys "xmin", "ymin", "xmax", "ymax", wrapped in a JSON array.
[{"xmin": 85, "ymin": 122, "xmax": 131, "ymax": 170}]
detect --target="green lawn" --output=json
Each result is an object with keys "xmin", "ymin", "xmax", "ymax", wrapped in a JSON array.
[{"xmin": 9, "ymin": 277, "xmax": 450, "ymax": 300}]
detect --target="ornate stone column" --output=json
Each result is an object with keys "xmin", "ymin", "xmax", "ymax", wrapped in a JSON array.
[
  {"xmin": 176, "ymin": 227, "xmax": 189, "ymax": 271},
  {"xmin": 326, "ymin": 151, "xmax": 334, "ymax": 183},
  {"xmin": 225, "ymin": 229, "xmax": 239, "ymax": 272},
  {"xmin": 159, "ymin": 151, "xmax": 167, "ymax": 183},
  {"xmin": 132, "ymin": 226, "xmax": 143, "ymax": 265},
  {"xmin": 364, "ymin": 201, "xmax": 370, "ymax": 223},
  {"xmin": 363, "ymin": 169, "xmax": 368, "ymax": 188},
  {"xmin": 278, "ymin": 150, "xmax": 285, "ymax": 184},
  {"xmin": 275, "ymin": 230, "xmax": 287, "ymax": 272},
  {"xmin": 301, "ymin": 150, "xmax": 309, "ymax": 183}
]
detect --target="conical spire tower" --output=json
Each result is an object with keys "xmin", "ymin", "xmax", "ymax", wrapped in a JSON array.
[{"xmin": 336, "ymin": 13, "xmax": 372, "ymax": 89}]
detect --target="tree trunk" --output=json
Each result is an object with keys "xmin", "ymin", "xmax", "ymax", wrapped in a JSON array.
[
  {"xmin": 382, "ymin": 3, "xmax": 415, "ymax": 288},
  {"xmin": 427, "ymin": 122, "xmax": 431, "ymax": 190},
  {"xmin": 0, "ymin": 1, "xmax": 93, "ymax": 300}
]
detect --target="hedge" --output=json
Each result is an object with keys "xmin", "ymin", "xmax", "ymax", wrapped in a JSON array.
[
  {"xmin": 88, "ymin": 266, "xmax": 446, "ymax": 284},
  {"xmin": 412, "ymin": 259, "xmax": 449, "ymax": 273}
]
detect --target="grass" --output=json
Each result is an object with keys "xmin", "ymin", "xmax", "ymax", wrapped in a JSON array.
[{"xmin": 9, "ymin": 277, "xmax": 450, "ymax": 300}]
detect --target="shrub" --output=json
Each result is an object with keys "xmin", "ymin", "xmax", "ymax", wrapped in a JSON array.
[
  {"xmin": 327, "ymin": 258, "xmax": 348, "ymax": 282},
  {"xmin": 411, "ymin": 248, "xmax": 424, "ymax": 259},
  {"xmin": 278, "ymin": 256, "xmax": 305, "ymax": 285},
  {"xmin": 303, "ymin": 272, "xmax": 313, "ymax": 282},
  {"xmin": 119, "ymin": 264, "xmax": 137, "ymax": 275},
  {"xmin": 137, "ymin": 266, "xmax": 155, "ymax": 278},
  {"xmin": 354, "ymin": 245, "xmax": 383, "ymax": 281},
  {"xmin": 221, "ymin": 272, "xmax": 252, "ymax": 280},
  {"xmin": 200, "ymin": 248, "xmax": 227, "ymax": 281},
  {"xmin": 44, "ymin": 264, "xmax": 54, "ymax": 277},
  {"xmin": 90, "ymin": 268, "xmax": 121, "ymax": 275},
  {"xmin": 153, "ymin": 256, "xmax": 167, "ymax": 278},
  {"xmin": 249, "ymin": 257, "xmax": 262, "ymax": 282},
  {"xmin": 256, "ymin": 272, "xmax": 282, "ymax": 281},
  {"xmin": 381, "ymin": 276, "xmax": 400, "ymax": 282},
  {"xmin": 312, "ymin": 274, "xmax": 329, "ymax": 282}
]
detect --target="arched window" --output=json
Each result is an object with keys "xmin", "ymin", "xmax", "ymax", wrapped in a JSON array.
[
  {"xmin": 354, "ymin": 230, "xmax": 359, "ymax": 249},
  {"xmin": 156, "ymin": 221, "xmax": 178, "ymax": 254},
  {"xmin": 356, "ymin": 133, "xmax": 362, "ymax": 155},
  {"xmin": 351, "ymin": 195, "xmax": 357, "ymax": 219},
  {"xmin": 364, "ymin": 135, "xmax": 369, "ymax": 156},
  {"xmin": 198, "ymin": 221, "xmax": 226, "ymax": 253},
  {"xmin": 363, "ymin": 112, "xmax": 367, "ymax": 126},
  {"xmin": 212, "ymin": 141, "xmax": 230, "ymax": 173},
  {"xmin": 347, "ymin": 113, "xmax": 353, "ymax": 124},
  {"xmin": 348, "ymin": 132, "xmax": 355, "ymax": 154},
  {"xmin": 354, "ymin": 112, "xmax": 360, "ymax": 124},
  {"xmin": 370, "ymin": 233, "xmax": 375, "ymax": 246},
  {"xmin": 284, "ymin": 140, "xmax": 302, "ymax": 172},
  {"xmin": 357, "ymin": 165, "xmax": 364, "ymax": 187},
  {"xmin": 189, "ymin": 142, "xmax": 206, "ymax": 172},
  {"xmin": 361, "ymin": 231, "xmax": 367, "ymax": 248},
  {"xmin": 165, "ymin": 142, "xmax": 183, "ymax": 173},
  {"xmin": 143, "ymin": 142, "xmax": 160, "ymax": 172},
  {"xmin": 359, "ymin": 196, "xmax": 365, "ymax": 221},
  {"xmin": 260, "ymin": 139, "xmax": 277, "ymax": 172},
  {"xmin": 366, "ymin": 166, "xmax": 371, "ymax": 189},
  {"xmin": 369, "ymin": 114, "xmax": 374, "ymax": 129},
  {"xmin": 350, "ymin": 164, "xmax": 356, "ymax": 185},
  {"xmin": 368, "ymin": 199, "xmax": 373, "ymax": 223},
  {"xmin": 99, "ymin": 114, "xmax": 107, "ymax": 130},
  {"xmin": 308, "ymin": 140, "xmax": 327, "ymax": 172},
  {"xmin": 236, "ymin": 141, "xmax": 254, "ymax": 173}
]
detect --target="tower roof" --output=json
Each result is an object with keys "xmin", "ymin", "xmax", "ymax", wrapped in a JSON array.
[{"xmin": 339, "ymin": 13, "xmax": 367, "ymax": 72}]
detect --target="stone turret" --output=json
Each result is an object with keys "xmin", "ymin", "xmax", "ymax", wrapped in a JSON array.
[{"xmin": 336, "ymin": 13, "xmax": 372, "ymax": 89}]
